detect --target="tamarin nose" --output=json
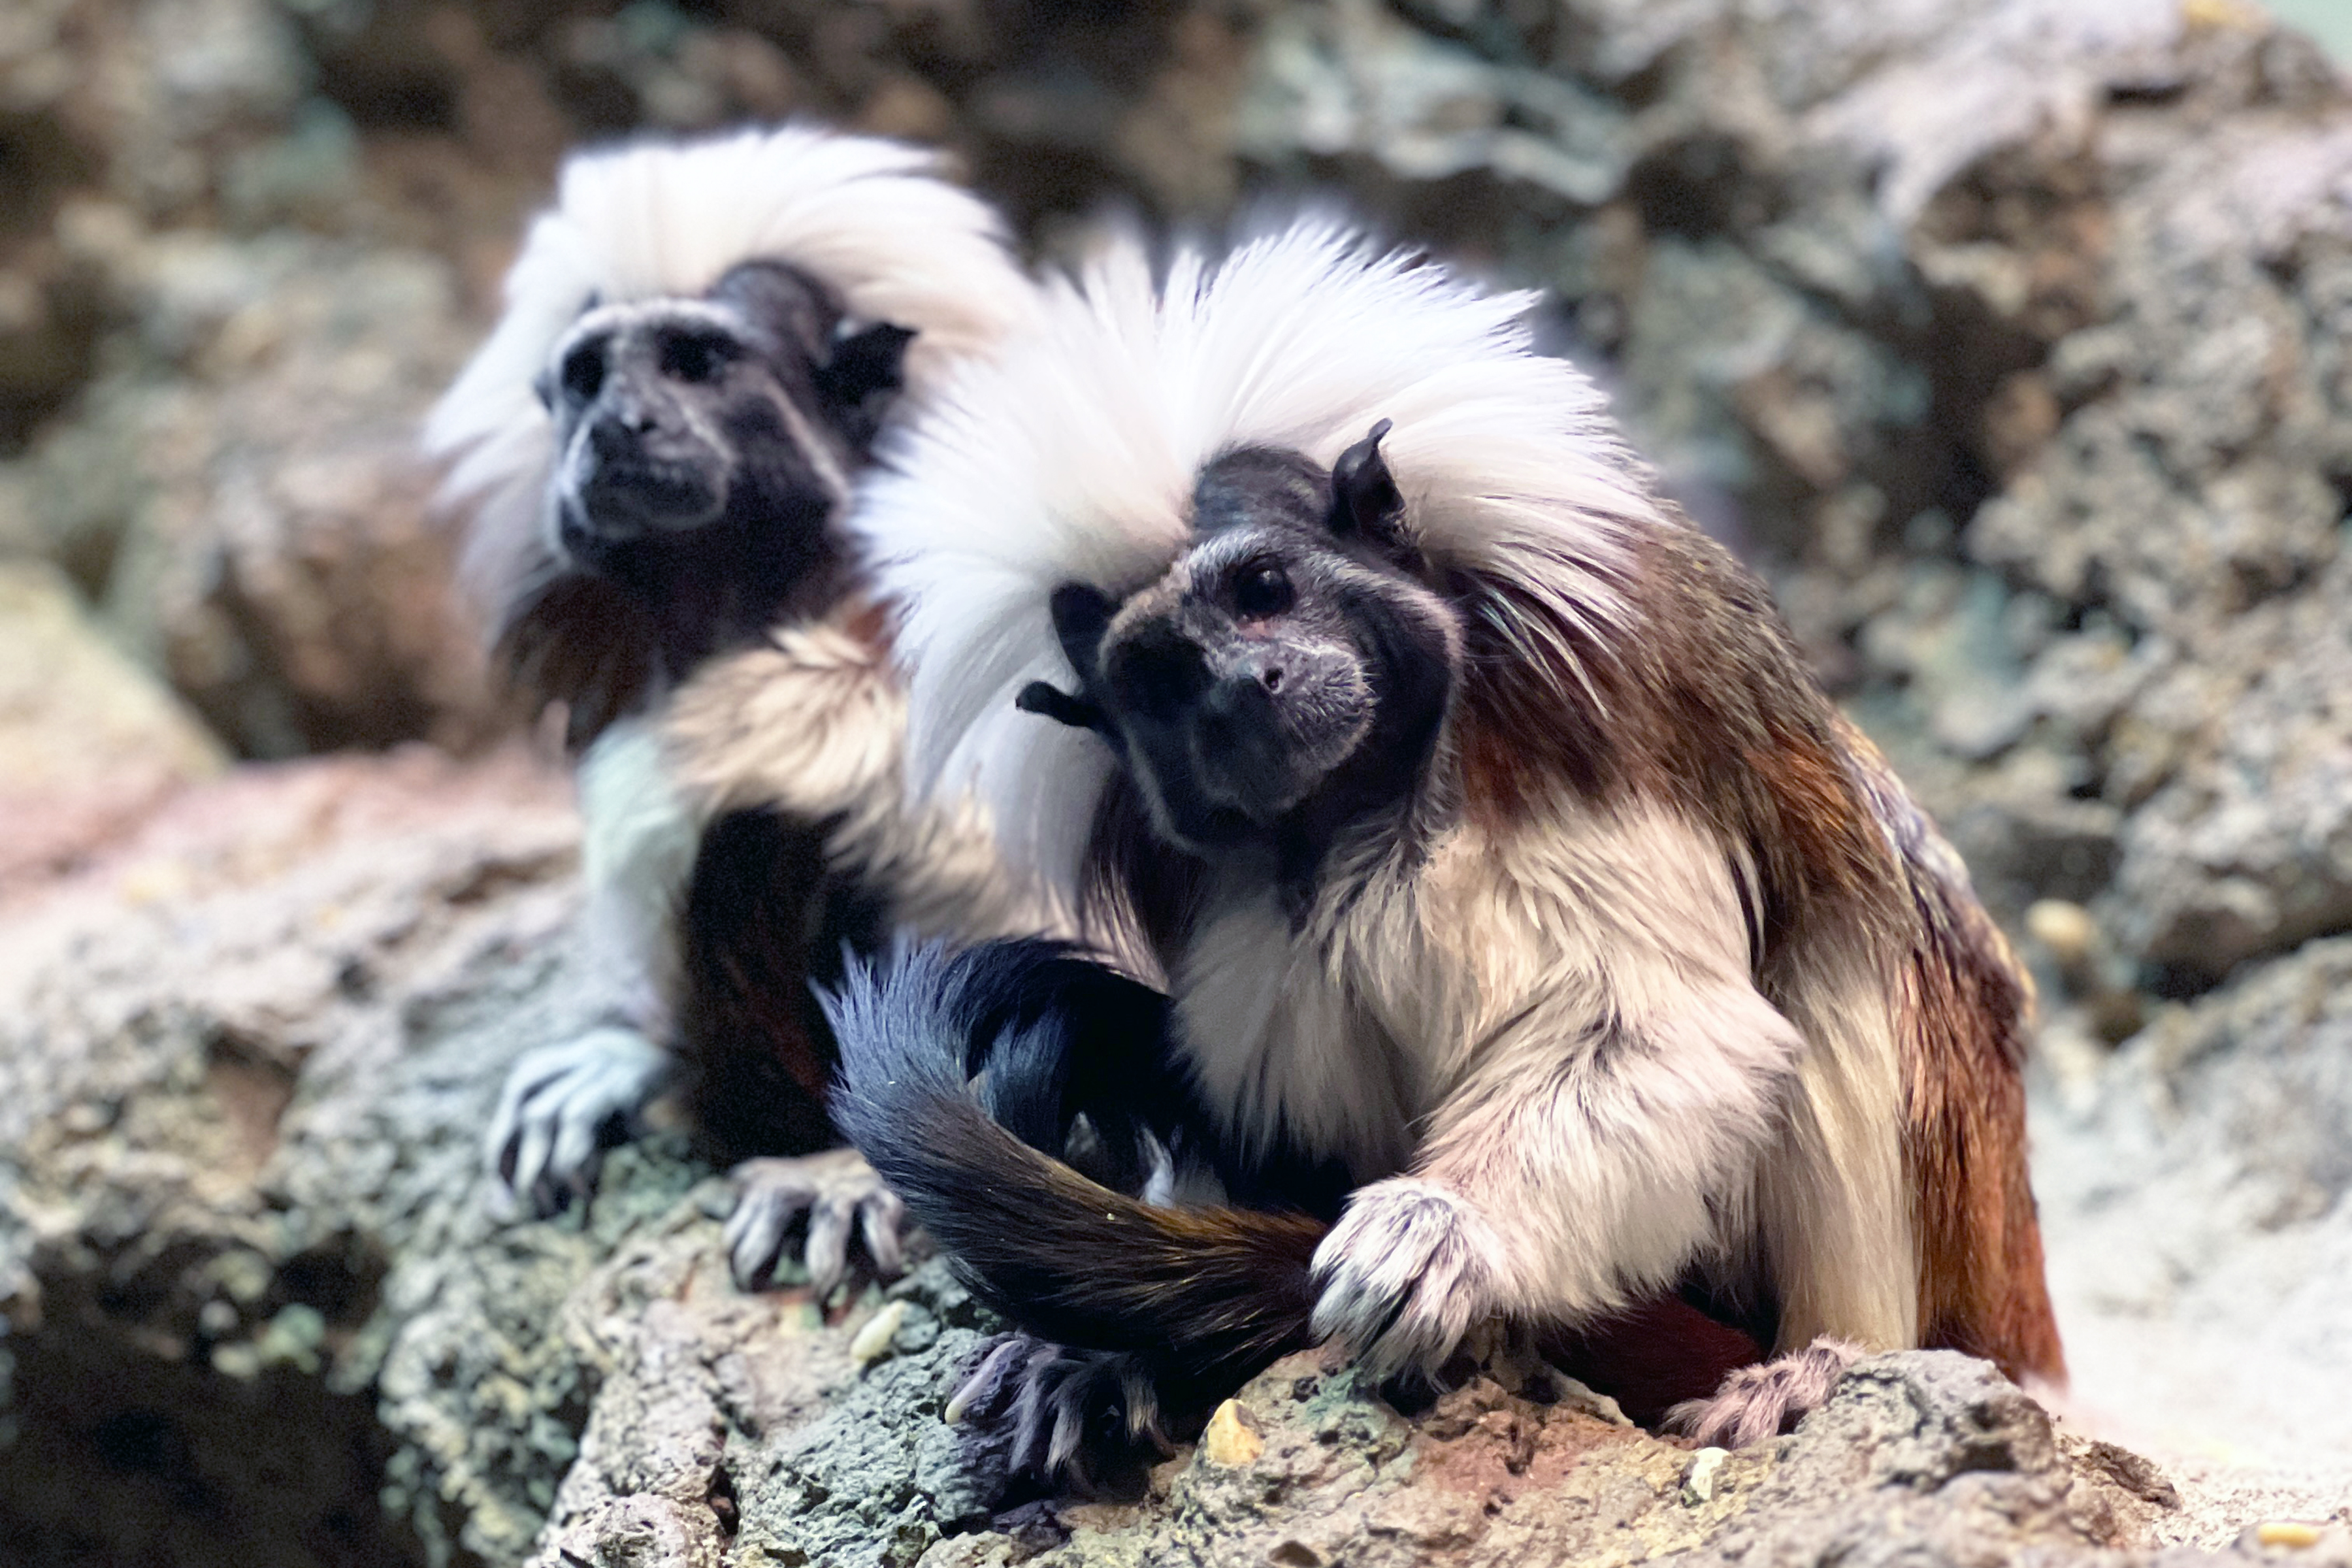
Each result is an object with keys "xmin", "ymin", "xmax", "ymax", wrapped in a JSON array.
[
  {"xmin": 589, "ymin": 416, "xmax": 640, "ymax": 459},
  {"xmin": 1198, "ymin": 671, "xmax": 1268, "ymax": 724}
]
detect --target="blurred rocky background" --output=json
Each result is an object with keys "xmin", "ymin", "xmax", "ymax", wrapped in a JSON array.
[{"xmin": 3, "ymin": 0, "xmax": 2351, "ymax": 1563}]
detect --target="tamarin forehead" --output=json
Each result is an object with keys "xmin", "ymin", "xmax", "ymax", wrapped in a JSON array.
[
  {"xmin": 1189, "ymin": 445, "xmax": 1328, "ymax": 538},
  {"xmin": 706, "ymin": 257, "xmax": 849, "ymax": 355},
  {"xmin": 551, "ymin": 258, "xmax": 843, "ymax": 367}
]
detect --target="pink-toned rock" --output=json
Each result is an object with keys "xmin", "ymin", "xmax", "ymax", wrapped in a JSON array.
[{"xmin": 0, "ymin": 558, "xmax": 225, "ymax": 899}]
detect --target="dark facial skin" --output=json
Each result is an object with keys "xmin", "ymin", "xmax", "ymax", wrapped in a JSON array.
[
  {"xmin": 534, "ymin": 258, "xmax": 914, "ymax": 677},
  {"xmin": 1021, "ymin": 423, "xmax": 1460, "ymax": 889}
]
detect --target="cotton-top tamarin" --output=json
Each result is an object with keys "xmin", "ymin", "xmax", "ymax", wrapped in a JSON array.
[
  {"xmin": 425, "ymin": 124, "xmax": 1055, "ymax": 1293},
  {"xmin": 821, "ymin": 219, "xmax": 2063, "ymax": 1475}
]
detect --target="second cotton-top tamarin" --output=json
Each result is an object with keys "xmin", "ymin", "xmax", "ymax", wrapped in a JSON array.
[{"xmin": 426, "ymin": 125, "xmax": 1054, "ymax": 1293}]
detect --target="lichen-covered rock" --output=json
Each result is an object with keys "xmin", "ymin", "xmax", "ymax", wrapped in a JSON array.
[
  {"xmin": 0, "ymin": 747, "xmax": 579, "ymax": 1565},
  {"xmin": 0, "ymin": 750, "xmax": 1005, "ymax": 1568},
  {"xmin": 519, "ymin": 1222, "xmax": 1010, "ymax": 1568},
  {"xmin": 0, "ymin": 742, "xmax": 2256, "ymax": 1568},
  {"xmin": 909, "ymin": 1350, "xmax": 2178, "ymax": 1568}
]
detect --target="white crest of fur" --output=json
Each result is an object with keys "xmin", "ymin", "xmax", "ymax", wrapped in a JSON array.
[
  {"xmin": 425, "ymin": 122, "xmax": 1036, "ymax": 617},
  {"xmin": 855, "ymin": 218, "xmax": 1667, "ymax": 895}
]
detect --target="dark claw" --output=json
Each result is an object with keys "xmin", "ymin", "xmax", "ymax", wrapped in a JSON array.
[
  {"xmin": 724, "ymin": 1189, "xmax": 792, "ymax": 1292},
  {"xmin": 806, "ymin": 1194, "xmax": 853, "ymax": 1300},
  {"xmin": 947, "ymin": 1335, "xmax": 1030, "ymax": 1426},
  {"xmin": 861, "ymin": 1188, "xmax": 908, "ymax": 1278}
]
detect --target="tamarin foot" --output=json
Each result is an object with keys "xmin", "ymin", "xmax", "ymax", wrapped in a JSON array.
[
  {"xmin": 945, "ymin": 1332, "xmax": 1171, "ymax": 1490},
  {"xmin": 723, "ymin": 1147, "xmax": 916, "ymax": 1298},
  {"xmin": 1663, "ymin": 1336, "xmax": 1865, "ymax": 1447},
  {"xmin": 485, "ymin": 1026, "xmax": 674, "ymax": 1218}
]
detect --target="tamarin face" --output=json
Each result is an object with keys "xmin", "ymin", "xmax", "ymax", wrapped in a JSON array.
[
  {"xmin": 1024, "ymin": 423, "xmax": 1460, "ymax": 860},
  {"xmin": 536, "ymin": 259, "xmax": 913, "ymax": 585}
]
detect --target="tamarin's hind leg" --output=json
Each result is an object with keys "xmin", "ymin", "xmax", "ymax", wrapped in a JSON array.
[
  {"xmin": 948, "ymin": 1332, "xmax": 1173, "ymax": 1491},
  {"xmin": 1539, "ymin": 1296, "xmax": 1767, "ymax": 1430},
  {"xmin": 725, "ymin": 1147, "xmax": 913, "ymax": 1297},
  {"xmin": 681, "ymin": 808, "xmax": 915, "ymax": 1296},
  {"xmin": 1663, "ymin": 1337, "xmax": 1865, "ymax": 1446}
]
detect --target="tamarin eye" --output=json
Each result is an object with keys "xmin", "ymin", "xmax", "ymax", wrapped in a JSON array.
[
  {"xmin": 659, "ymin": 330, "xmax": 732, "ymax": 385},
  {"xmin": 559, "ymin": 342, "xmax": 606, "ymax": 404},
  {"xmin": 1233, "ymin": 562, "xmax": 1294, "ymax": 620}
]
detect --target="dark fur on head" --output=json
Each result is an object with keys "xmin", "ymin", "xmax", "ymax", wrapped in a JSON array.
[
  {"xmin": 500, "ymin": 258, "xmax": 913, "ymax": 745},
  {"xmin": 1020, "ymin": 423, "xmax": 1458, "ymax": 904}
]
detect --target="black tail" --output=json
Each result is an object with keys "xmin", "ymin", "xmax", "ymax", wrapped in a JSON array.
[{"xmin": 823, "ymin": 941, "xmax": 1326, "ymax": 1394}]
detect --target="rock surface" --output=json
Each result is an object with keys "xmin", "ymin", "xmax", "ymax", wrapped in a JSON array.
[
  {"xmin": 0, "ymin": 745, "xmax": 2330, "ymax": 1568},
  {"xmin": 2035, "ymin": 935, "xmax": 2352, "ymax": 1485},
  {"xmin": 0, "ymin": 746, "xmax": 577, "ymax": 1566},
  {"xmin": 0, "ymin": 753, "xmax": 2247, "ymax": 1566},
  {"xmin": 24, "ymin": 229, "xmax": 500, "ymax": 758}
]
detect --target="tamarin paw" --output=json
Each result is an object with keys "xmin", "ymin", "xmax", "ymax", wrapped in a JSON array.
[
  {"xmin": 485, "ymin": 1026, "xmax": 674, "ymax": 1218},
  {"xmin": 1309, "ymin": 1178, "xmax": 1503, "ymax": 1379},
  {"xmin": 945, "ymin": 1333, "xmax": 1170, "ymax": 1490},
  {"xmin": 1663, "ymin": 1336, "xmax": 1865, "ymax": 1447},
  {"xmin": 723, "ymin": 1147, "xmax": 917, "ymax": 1298}
]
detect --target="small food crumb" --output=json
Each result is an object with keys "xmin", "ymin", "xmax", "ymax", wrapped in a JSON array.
[
  {"xmin": 1682, "ymin": 1446, "xmax": 1729, "ymax": 1505},
  {"xmin": 1200, "ymin": 1399, "xmax": 1264, "ymax": 1467},
  {"xmin": 2255, "ymin": 1523, "xmax": 2324, "ymax": 1550},
  {"xmin": 850, "ymin": 1300, "xmax": 907, "ymax": 1369}
]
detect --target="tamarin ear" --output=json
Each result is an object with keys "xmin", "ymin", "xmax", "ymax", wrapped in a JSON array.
[
  {"xmin": 1329, "ymin": 418, "xmax": 1405, "ymax": 546},
  {"xmin": 815, "ymin": 319, "xmax": 916, "ymax": 411},
  {"xmin": 1047, "ymin": 581, "xmax": 1117, "ymax": 679}
]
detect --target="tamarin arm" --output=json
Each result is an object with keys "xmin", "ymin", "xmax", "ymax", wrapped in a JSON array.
[{"xmin": 1311, "ymin": 972, "xmax": 1806, "ymax": 1374}]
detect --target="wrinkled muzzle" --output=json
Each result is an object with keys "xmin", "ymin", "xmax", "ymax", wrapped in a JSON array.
[
  {"xmin": 558, "ymin": 416, "xmax": 728, "ymax": 556},
  {"xmin": 1113, "ymin": 630, "xmax": 1373, "ymax": 845}
]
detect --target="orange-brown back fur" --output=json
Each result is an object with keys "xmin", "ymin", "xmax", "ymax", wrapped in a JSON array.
[{"xmin": 1844, "ymin": 719, "xmax": 2064, "ymax": 1383}]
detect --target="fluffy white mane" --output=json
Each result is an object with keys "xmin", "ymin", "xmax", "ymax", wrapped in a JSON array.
[
  {"xmin": 853, "ymin": 218, "xmax": 1669, "ymax": 898},
  {"xmin": 425, "ymin": 122, "xmax": 1037, "ymax": 614}
]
